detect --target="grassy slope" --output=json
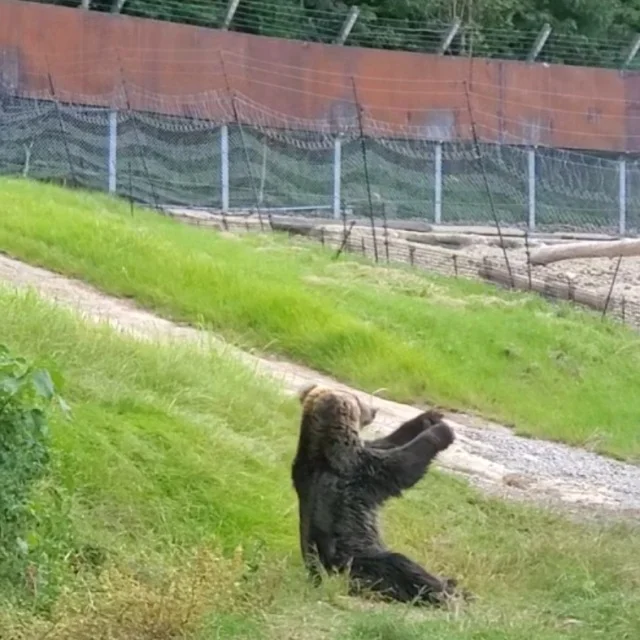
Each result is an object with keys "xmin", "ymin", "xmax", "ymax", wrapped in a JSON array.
[
  {"xmin": 0, "ymin": 288, "xmax": 639, "ymax": 640},
  {"xmin": 1, "ymin": 178, "xmax": 638, "ymax": 460}
]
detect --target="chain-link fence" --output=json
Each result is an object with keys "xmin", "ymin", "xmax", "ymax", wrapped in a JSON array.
[
  {"xmin": 3, "ymin": 94, "xmax": 639, "ymax": 332},
  {"xmin": 1, "ymin": 96, "xmax": 638, "ymax": 234}
]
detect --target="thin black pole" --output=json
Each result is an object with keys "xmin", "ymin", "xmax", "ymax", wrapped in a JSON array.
[
  {"xmin": 381, "ymin": 200, "xmax": 389, "ymax": 262},
  {"xmin": 45, "ymin": 57, "xmax": 78, "ymax": 186},
  {"xmin": 602, "ymin": 254, "xmax": 623, "ymax": 319},
  {"xmin": 463, "ymin": 81, "xmax": 514, "ymax": 287},
  {"xmin": 219, "ymin": 52, "xmax": 270, "ymax": 231},
  {"xmin": 334, "ymin": 220, "xmax": 356, "ymax": 260},
  {"xmin": 524, "ymin": 230, "xmax": 532, "ymax": 291},
  {"xmin": 128, "ymin": 161, "xmax": 134, "ymax": 215},
  {"xmin": 351, "ymin": 77, "xmax": 378, "ymax": 263},
  {"xmin": 342, "ymin": 199, "xmax": 348, "ymax": 239},
  {"xmin": 116, "ymin": 52, "xmax": 160, "ymax": 212}
]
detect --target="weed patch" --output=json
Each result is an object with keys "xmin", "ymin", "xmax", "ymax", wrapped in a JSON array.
[{"xmin": 0, "ymin": 342, "xmax": 69, "ymax": 596}]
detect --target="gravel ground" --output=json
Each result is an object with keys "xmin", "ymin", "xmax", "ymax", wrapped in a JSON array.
[
  {"xmin": 1, "ymin": 253, "xmax": 638, "ymax": 524},
  {"xmin": 460, "ymin": 239, "xmax": 640, "ymax": 309}
]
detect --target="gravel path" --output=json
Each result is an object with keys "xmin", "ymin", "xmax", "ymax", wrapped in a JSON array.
[{"xmin": 1, "ymin": 253, "xmax": 639, "ymax": 524}]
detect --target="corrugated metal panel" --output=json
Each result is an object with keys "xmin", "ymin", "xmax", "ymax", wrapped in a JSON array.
[{"xmin": 0, "ymin": 0, "xmax": 630, "ymax": 152}]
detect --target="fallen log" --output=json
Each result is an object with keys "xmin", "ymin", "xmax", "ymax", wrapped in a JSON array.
[
  {"xmin": 269, "ymin": 218, "xmax": 318, "ymax": 236},
  {"xmin": 487, "ymin": 237, "xmax": 523, "ymax": 250},
  {"xmin": 478, "ymin": 260, "xmax": 609, "ymax": 312},
  {"xmin": 165, "ymin": 211, "xmax": 224, "ymax": 230},
  {"xmin": 385, "ymin": 220, "xmax": 433, "ymax": 233},
  {"xmin": 404, "ymin": 232, "xmax": 476, "ymax": 248},
  {"xmin": 529, "ymin": 239, "xmax": 640, "ymax": 266}
]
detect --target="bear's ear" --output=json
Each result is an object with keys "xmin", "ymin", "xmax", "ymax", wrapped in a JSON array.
[
  {"xmin": 298, "ymin": 383, "xmax": 318, "ymax": 405},
  {"xmin": 358, "ymin": 404, "xmax": 378, "ymax": 428},
  {"xmin": 367, "ymin": 407, "xmax": 379, "ymax": 425},
  {"xmin": 422, "ymin": 409, "xmax": 444, "ymax": 425}
]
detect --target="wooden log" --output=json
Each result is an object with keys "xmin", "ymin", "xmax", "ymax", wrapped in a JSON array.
[
  {"xmin": 404, "ymin": 232, "xmax": 476, "ymax": 248},
  {"xmin": 529, "ymin": 239, "xmax": 640, "ymax": 266},
  {"xmin": 478, "ymin": 261, "xmax": 609, "ymax": 312},
  {"xmin": 385, "ymin": 220, "xmax": 433, "ymax": 233},
  {"xmin": 165, "ymin": 211, "xmax": 224, "ymax": 230},
  {"xmin": 487, "ymin": 237, "xmax": 523, "ymax": 250},
  {"xmin": 269, "ymin": 219, "xmax": 318, "ymax": 236}
]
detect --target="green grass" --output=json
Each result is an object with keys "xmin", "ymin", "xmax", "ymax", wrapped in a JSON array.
[
  {"xmin": 1, "ymin": 177, "xmax": 639, "ymax": 460},
  {"xmin": 0, "ymin": 287, "xmax": 639, "ymax": 640}
]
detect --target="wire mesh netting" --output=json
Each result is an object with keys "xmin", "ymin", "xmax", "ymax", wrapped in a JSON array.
[
  {"xmin": 227, "ymin": 126, "xmax": 335, "ymax": 211},
  {"xmin": 0, "ymin": 96, "xmax": 638, "ymax": 233},
  {"xmin": 3, "ymin": 94, "xmax": 640, "ymax": 333},
  {"xmin": 117, "ymin": 111, "xmax": 222, "ymax": 207}
]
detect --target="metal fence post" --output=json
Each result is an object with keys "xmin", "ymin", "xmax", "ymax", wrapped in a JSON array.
[
  {"xmin": 108, "ymin": 109, "xmax": 117, "ymax": 194},
  {"xmin": 434, "ymin": 141, "xmax": 442, "ymax": 224},
  {"xmin": 619, "ymin": 157, "xmax": 627, "ymax": 236},
  {"xmin": 221, "ymin": 124, "xmax": 229, "ymax": 212},
  {"xmin": 333, "ymin": 135, "xmax": 342, "ymax": 219},
  {"xmin": 528, "ymin": 146, "xmax": 536, "ymax": 230}
]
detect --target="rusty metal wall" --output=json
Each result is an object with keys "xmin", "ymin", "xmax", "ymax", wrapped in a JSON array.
[{"xmin": 0, "ymin": 0, "xmax": 633, "ymax": 152}]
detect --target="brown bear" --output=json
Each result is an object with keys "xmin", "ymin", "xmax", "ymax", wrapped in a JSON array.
[{"xmin": 291, "ymin": 383, "xmax": 465, "ymax": 605}]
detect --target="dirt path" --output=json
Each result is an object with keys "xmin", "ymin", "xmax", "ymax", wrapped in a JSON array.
[{"xmin": 1, "ymin": 253, "xmax": 639, "ymax": 524}]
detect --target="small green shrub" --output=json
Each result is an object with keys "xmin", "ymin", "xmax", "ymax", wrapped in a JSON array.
[{"xmin": 0, "ymin": 344, "xmax": 68, "ymax": 582}]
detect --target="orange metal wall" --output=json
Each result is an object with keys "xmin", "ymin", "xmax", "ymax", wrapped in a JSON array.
[{"xmin": 0, "ymin": 0, "xmax": 634, "ymax": 152}]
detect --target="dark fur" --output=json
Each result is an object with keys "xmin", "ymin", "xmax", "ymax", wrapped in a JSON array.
[{"xmin": 291, "ymin": 383, "xmax": 465, "ymax": 606}]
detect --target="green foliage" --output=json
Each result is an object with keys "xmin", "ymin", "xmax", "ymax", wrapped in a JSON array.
[{"xmin": 0, "ymin": 343, "xmax": 68, "ymax": 585}]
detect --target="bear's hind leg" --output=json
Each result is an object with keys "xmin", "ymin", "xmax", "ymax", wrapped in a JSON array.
[{"xmin": 347, "ymin": 551, "xmax": 459, "ymax": 606}]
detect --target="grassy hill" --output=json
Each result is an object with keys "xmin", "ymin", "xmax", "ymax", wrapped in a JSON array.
[
  {"xmin": 0, "ymin": 177, "xmax": 639, "ymax": 460},
  {"xmin": 0, "ymin": 287, "xmax": 638, "ymax": 640}
]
